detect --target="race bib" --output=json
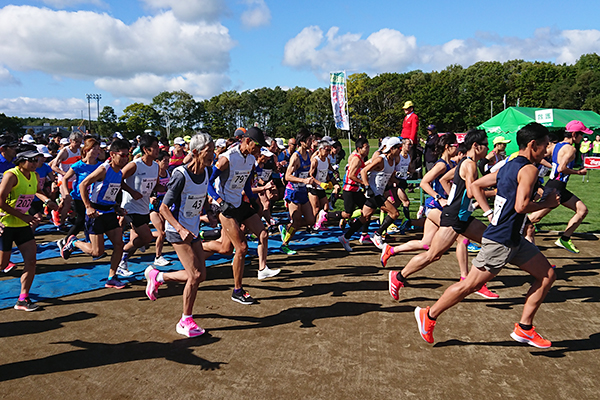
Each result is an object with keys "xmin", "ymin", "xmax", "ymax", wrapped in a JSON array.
[
  {"xmin": 140, "ymin": 178, "xmax": 156, "ymax": 197},
  {"xmin": 260, "ymin": 169, "xmax": 272, "ymax": 182},
  {"xmin": 375, "ymin": 172, "xmax": 392, "ymax": 192},
  {"xmin": 229, "ymin": 170, "xmax": 251, "ymax": 190},
  {"xmin": 297, "ymin": 171, "xmax": 309, "ymax": 187},
  {"xmin": 397, "ymin": 165, "xmax": 409, "ymax": 179},
  {"xmin": 491, "ymin": 195, "xmax": 506, "ymax": 226},
  {"xmin": 102, "ymin": 182, "xmax": 121, "ymax": 203},
  {"xmin": 184, "ymin": 194, "xmax": 205, "ymax": 218},
  {"xmin": 447, "ymin": 184, "xmax": 457, "ymax": 205},
  {"xmin": 14, "ymin": 194, "xmax": 34, "ymax": 213},
  {"xmin": 316, "ymin": 169, "xmax": 328, "ymax": 183}
]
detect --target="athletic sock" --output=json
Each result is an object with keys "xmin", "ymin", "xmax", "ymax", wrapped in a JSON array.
[
  {"xmin": 396, "ymin": 271, "xmax": 407, "ymax": 283},
  {"xmin": 156, "ymin": 272, "xmax": 165, "ymax": 283},
  {"xmin": 377, "ymin": 215, "xmax": 395, "ymax": 235},
  {"xmin": 428, "ymin": 310, "xmax": 437, "ymax": 321},
  {"xmin": 283, "ymin": 226, "xmax": 296, "ymax": 243},
  {"xmin": 361, "ymin": 221, "xmax": 370, "ymax": 234},
  {"xmin": 234, "ymin": 288, "xmax": 244, "ymax": 294},
  {"xmin": 344, "ymin": 218, "xmax": 364, "ymax": 240},
  {"xmin": 560, "ymin": 235, "xmax": 570, "ymax": 242},
  {"xmin": 18, "ymin": 293, "xmax": 28, "ymax": 301},
  {"xmin": 182, "ymin": 314, "xmax": 192, "ymax": 320},
  {"xmin": 402, "ymin": 206, "xmax": 410, "ymax": 221},
  {"xmin": 518, "ymin": 323, "xmax": 532, "ymax": 331}
]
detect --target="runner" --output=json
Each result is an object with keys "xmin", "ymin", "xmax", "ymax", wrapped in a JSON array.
[
  {"xmin": 388, "ymin": 129, "xmax": 498, "ymax": 300},
  {"xmin": 280, "ymin": 128, "xmax": 317, "ymax": 255},
  {"xmin": 1, "ymin": 145, "xmax": 56, "ymax": 311},
  {"xmin": 414, "ymin": 122, "xmax": 559, "ymax": 348},
  {"xmin": 208, "ymin": 126, "xmax": 280, "ymax": 304},
  {"xmin": 339, "ymin": 137, "xmax": 401, "ymax": 251},
  {"xmin": 311, "ymin": 139, "xmax": 339, "ymax": 230},
  {"xmin": 253, "ymin": 147, "xmax": 277, "ymax": 229},
  {"xmin": 59, "ymin": 139, "xmax": 131, "ymax": 289},
  {"xmin": 149, "ymin": 150, "xmax": 171, "ymax": 266},
  {"xmin": 58, "ymin": 137, "xmax": 101, "ymax": 243},
  {"xmin": 50, "ymin": 132, "xmax": 82, "ymax": 230},
  {"xmin": 527, "ymin": 120, "xmax": 590, "ymax": 253},
  {"xmin": 144, "ymin": 133, "xmax": 215, "ymax": 337},
  {"xmin": 118, "ymin": 134, "xmax": 163, "ymax": 276}
]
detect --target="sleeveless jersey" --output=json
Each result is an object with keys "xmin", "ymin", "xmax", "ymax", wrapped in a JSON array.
[
  {"xmin": 70, "ymin": 160, "xmax": 101, "ymax": 200},
  {"xmin": 90, "ymin": 162, "xmax": 122, "ymax": 212},
  {"xmin": 424, "ymin": 159, "xmax": 455, "ymax": 210},
  {"xmin": 1, "ymin": 167, "xmax": 38, "ymax": 228},
  {"xmin": 60, "ymin": 147, "xmax": 82, "ymax": 174},
  {"xmin": 444, "ymin": 157, "xmax": 476, "ymax": 222},
  {"xmin": 549, "ymin": 142, "xmax": 574, "ymax": 183},
  {"xmin": 483, "ymin": 156, "xmax": 532, "ymax": 247},
  {"xmin": 396, "ymin": 152, "xmax": 411, "ymax": 180},
  {"xmin": 166, "ymin": 166, "xmax": 209, "ymax": 235},
  {"xmin": 121, "ymin": 158, "xmax": 159, "ymax": 215},
  {"xmin": 150, "ymin": 170, "xmax": 171, "ymax": 213},
  {"xmin": 214, "ymin": 145, "xmax": 255, "ymax": 208},
  {"xmin": 342, "ymin": 152, "xmax": 365, "ymax": 192},
  {"xmin": 308, "ymin": 155, "xmax": 330, "ymax": 190},
  {"xmin": 169, "ymin": 149, "xmax": 186, "ymax": 167},
  {"xmin": 368, "ymin": 155, "xmax": 396, "ymax": 197},
  {"xmin": 286, "ymin": 150, "xmax": 311, "ymax": 192}
]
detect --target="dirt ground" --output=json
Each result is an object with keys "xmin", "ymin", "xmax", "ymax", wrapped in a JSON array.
[{"xmin": 1, "ymin": 231, "xmax": 599, "ymax": 400}]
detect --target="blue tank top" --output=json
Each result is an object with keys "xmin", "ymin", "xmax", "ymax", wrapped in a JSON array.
[
  {"xmin": 89, "ymin": 162, "xmax": 122, "ymax": 212},
  {"xmin": 70, "ymin": 160, "xmax": 101, "ymax": 200},
  {"xmin": 425, "ymin": 159, "xmax": 455, "ymax": 210},
  {"xmin": 549, "ymin": 142, "xmax": 574, "ymax": 183},
  {"xmin": 286, "ymin": 150, "xmax": 311, "ymax": 192},
  {"xmin": 483, "ymin": 155, "xmax": 531, "ymax": 247}
]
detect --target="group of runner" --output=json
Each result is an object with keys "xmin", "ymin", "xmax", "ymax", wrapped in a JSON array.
[{"xmin": 0, "ymin": 120, "xmax": 590, "ymax": 345}]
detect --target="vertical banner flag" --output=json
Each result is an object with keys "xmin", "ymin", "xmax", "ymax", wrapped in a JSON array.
[{"xmin": 330, "ymin": 72, "xmax": 349, "ymax": 130}]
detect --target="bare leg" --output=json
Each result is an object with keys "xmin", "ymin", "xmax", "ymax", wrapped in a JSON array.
[
  {"xmin": 162, "ymin": 240, "xmax": 206, "ymax": 315},
  {"xmin": 219, "ymin": 214, "xmax": 247, "ymax": 290}
]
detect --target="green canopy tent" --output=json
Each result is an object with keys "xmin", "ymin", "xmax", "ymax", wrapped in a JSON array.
[{"xmin": 478, "ymin": 107, "xmax": 600, "ymax": 154}]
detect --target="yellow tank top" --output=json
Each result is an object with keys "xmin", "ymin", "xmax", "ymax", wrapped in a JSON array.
[{"xmin": 1, "ymin": 167, "xmax": 38, "ymax": 228}]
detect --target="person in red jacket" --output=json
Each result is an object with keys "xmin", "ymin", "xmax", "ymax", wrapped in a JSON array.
[{"xmin": 401, "ymin": 100, "xmax": 419, "ymax": 175}]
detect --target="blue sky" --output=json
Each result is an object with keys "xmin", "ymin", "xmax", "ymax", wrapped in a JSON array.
[{"xmin": 1, "ymin": 0, "xmax": 600, "ymax": 119}]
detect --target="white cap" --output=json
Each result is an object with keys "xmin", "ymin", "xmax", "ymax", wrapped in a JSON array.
[
  {"xmin": 378, "ymin": 137, "xmax": 390, "ymax": 151},
  {"xmin": 260, "ymin": 147, "xmax": 274, "ymax": 157},
  {"xmin": 322, "ymin": 136, "xmax": 335, "ymax": 145},
  {"xmin": 60, "ymin": 138, "xmax": 69, "ymax": 145},
  {"xmin": 112, "ymin": 132, "xmax": 123, "ymax": 139},
  {"xmin": 36, "ymin": 144, "xmax": 52, "ymax": 158},
  {"xmin": 174, "ymin": 137, "xmax": 185, "ymax": 145},
  {"xmin": 382, "ymin": 137, "xmax": 401, "ymax": 153},
  {"xmin": 215, "ymin": 138, "xmax": 227, "ymax": 148},
  {"xmin": 274, "ymin": 138, "xmax": 286, "ymax": 149},
  {"xmin": 22, "ymin": 134, "xmax": 35, "ymax": 143},
  {"xmin": 100, "ymin": 142, "xmax": 107, "ymax": 148}
]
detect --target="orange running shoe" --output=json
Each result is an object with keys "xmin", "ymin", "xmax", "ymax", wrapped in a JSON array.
[
  {"xmin": 510, "ymin": 323, "xmax": 551, "ymax": 348},
  {"xmin": 415, "ymin": 306, "xmax": 436, "ymax": 344},
  {"xmin": 381, "ymin": 244, "xmax": 394, "ymax": 268}
]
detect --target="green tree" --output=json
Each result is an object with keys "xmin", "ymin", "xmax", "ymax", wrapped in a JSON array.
[
  {"xmin": 119, "ymin": 103, "xmax": 160, "ymax": 138},
  {"xmin": 152, "ymin": 90, "xmax": 199, "ymax": 138},
  {"xmin": 97, "ymin": 106, "xmax": 119, "ymax": 137},
  {"xmin": 0, "ymin": 113, "xmax": 24, "ymax": 135}
]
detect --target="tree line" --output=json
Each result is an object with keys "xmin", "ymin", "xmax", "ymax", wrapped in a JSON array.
[{"xmin": 3, "ymin": 53, "xmax": 600, "ymax": 141}]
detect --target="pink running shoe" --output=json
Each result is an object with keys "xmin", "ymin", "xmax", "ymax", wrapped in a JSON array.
[
  {"xmin": 475, "ymin": 283, "xmax": 499, "ymax": 299},
  {"xmin": 176, "ymin": 317, "xmax": 205, "ymax": 338},
  {"xmin": 359, "ymin": 233, "xmax": 372, "ymax": 245},
  {"xmin": 3, "ymin": 262, "xmax": 16, "ymax": 273},
  {"xmin": 388, "ymin": 270, "xmax": 404, "ymax": 300},
  {"xmin": 314, "ymin": 209, "xmax": 328, "ymax": 230},
  {"xmin": 144, "ymin": 266, "xmax": 162, "ymax": 301}
]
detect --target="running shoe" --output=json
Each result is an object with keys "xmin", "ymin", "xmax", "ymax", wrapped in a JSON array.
[
  {"xmin": 231, "ymin": 289, "xmax": 255, "ymax": 305},
  {"xmin": 57, "ymin": 238, "xmax": 71, "ymax": 260},
  {"xmin": 258, "ymin": 265, "xmax": 281, "ymax": 280},
  {"xmin": 14, "ymin": 297, "xmax": 39, "ymax": 312},
  {"xmin": 154, "ymin": 255, "xmax": 170, "ymax": 267},
  {"xmin": 467, "ymin": 242, "xmax": 481, "ymax": 253},
  {"xmin": 176, "ymin": 317, "xmax": 205, "ymax": 338},
  {"xmin": 359, "ymin": 233, "xmax": 372, "ymax": 245},
  {"xmin": 278, "ymin": 225, "xmax": 287, "ymax": 243},
  {"xmin": 3, "ymin": 262, "xmax": 16, "ymax": 273},
  {"xmin": 381, "ymin": 244, "xmax": 394, "ymax": 268},
  {"xmin": 386, "ymin": 223, "xmax": 401, "ymax": 234},
  {"xmin": 388, "ymin": 270, "xmax": 404, "ymax": 300},
  {"xmin": 416, "ymin": 205, "xmax": 425, "ymax": 220},
  {"xmin": 280, "ymin": 244, "xmax": 297, "ymax": 255},
  {"xmin": 555, "ymin": 237, "xmax": 579, "ymax": 254},
  {"xmin": 144, "ymin": 266, "xmax": 162, "ymax": 301},
  {"xmin": 475, "ymin": 283, "xmax": 499, "ymax": 299},
  {"xmin": 314, "ymin": 209, "xmax": 328, "ymax": 230},
  {"xmin": 371, "ymin": 233, "xmax": 385, "ymax": 250},
  {"xmin": 117, "ymin": 259, "xmax": 133, "ymax": 277},
  {"xmin": 51, "ymin": 209, "xmax": 61, "ymax": 227},
  {"xmin": 105, "ymin": 276, "xmax": 126, "ymax": 289},
  {"xmin": 338, "ymin": 235, "xmax": 353, "ymax": 252},
  {"xmin": 415, "ymin": 306, "xmax": 436, "ymax": 344},
  {"xmin": 510, "ymin": 323, "xmax": 551, "ymax": 349}
]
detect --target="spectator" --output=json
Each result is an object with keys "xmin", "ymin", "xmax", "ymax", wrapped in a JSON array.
[{"xmin": 422, "ymin": 124, "xmax": 439, "ymax": 172}]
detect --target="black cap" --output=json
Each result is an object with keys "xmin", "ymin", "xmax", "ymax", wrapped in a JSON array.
[
  {"xmin": 0, "ymin": 134, "xmax": 18, "ymax": 148},
  {"xmin": 244, "ymin": 127, "xmax": 268, "ymax": 147}
]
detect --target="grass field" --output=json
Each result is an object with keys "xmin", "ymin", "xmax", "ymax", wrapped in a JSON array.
[{"xmin": 331, "ymin": 139, "xmax": 600, "ymax": 234}]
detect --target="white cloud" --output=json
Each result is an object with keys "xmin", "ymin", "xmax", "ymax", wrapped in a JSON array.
[
  {"xmin": 0, "ymin": 97, "xmax": 87, "ymax": 119},
  {"xmin": 140, "ymin": 0, "xmax": 227, "ymax": 22},
  {"xmin": 41, "ymin": 0, "xmax": 105, "ymax": 7},
  {"xmin": 0, "ymin": 5, "xmax": 235, "ymax": 99},
  {"xmin": 240, "ymin": 0, "xmax": 270, "ymax": 29},
  {"xmin": 0, "ymin": 66, "xmax": 20, "ymax": 86},
  {"xmin": 283, "ymin": 25, "xmax": 600, "ymax": 80},
  {"xmin": 96, "ymin": 72, "xmax": 231, "ymax": 99}
]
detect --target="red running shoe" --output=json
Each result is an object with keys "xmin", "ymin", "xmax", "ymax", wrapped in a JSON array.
[
  {"xmin": 388, "ymin": 270, "xmax": 404, "ymax": 300},
  {"xmin": 510, "ymin": 323, "xmax": 551, "ymax": 348},
  {"xmin": 415, "ymin": 306, "xmax": 436, "ymax": 344},
  {"xmin": 381, "ymin": 244, "xmax": 393, "ymax": 268}
]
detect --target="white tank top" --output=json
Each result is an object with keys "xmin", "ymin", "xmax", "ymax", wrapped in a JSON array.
[
  {"xmin": 121, "ymin": 158, "xmax": 159, "ymax": 215},
  {"xmin": 166, "ymin": 166, "xmax": 209, "ymax": 234},
  {"xmin": 215, "ymin": 145, "xmax": 255, "ymax": 208},
  {"xmin": 368, "ymin": 155, "xmax": 396, "ymax": 196},
  {"xmin": 396, "ymin": 152, "xmax": 411, "ymax": 180},
  {"xmin": 307, "ymin": 156, "xmax": 330, "ymax": 190}
]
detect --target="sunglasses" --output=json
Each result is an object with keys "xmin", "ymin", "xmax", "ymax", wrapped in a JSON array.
[{"xmin": 449, "ymin": 143, "xmax": 459, "ymax": 147}]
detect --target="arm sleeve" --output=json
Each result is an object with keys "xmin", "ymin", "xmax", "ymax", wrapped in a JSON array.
[
  {"xmin": 207, "ymin": 165, "xmax": 222, "ymax": 202},
  {"xmin": 244, "ymin": 168, "xmax": 258, "ymax": 200},
  {"xmin": 162, "ymin": 170, "xmax": 186, "ymax": 208}
]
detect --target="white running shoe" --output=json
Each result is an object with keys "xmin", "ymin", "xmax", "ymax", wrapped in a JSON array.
[
  {"xmin": 258, "ymin": 265, "xmax": 281, "ymax": 280},
  {"xmin": 338, "ymin": 235, "xmax": 353, "ymax": 252},
  {"xmin": 116, "ymin": 259, "xmax": 133, "ymax": 277},
  {"xmin": 371, "ymin": 233, "xmax": 385, "ymax": 250},
  {"xmin": 154, "ymin": 255, "xmax": 170, "ymax": 267}
]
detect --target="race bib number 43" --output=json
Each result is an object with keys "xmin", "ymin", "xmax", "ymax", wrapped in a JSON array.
[{"xmin": 184, "ymin": 194, "xmax": 205, "ymax": 218}]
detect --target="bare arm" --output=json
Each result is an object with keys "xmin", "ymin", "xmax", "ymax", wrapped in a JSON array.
[
  {"xmin": 516, "ymin": 164, "xmax": 560, "ymax": 213},
  {"xmin": 439, "ymin": 166, "xmax": 456, "ymax": 196},
  {"xmin": 50, "ymin": 149, "xmax": 68, "ymax": 176},
  {"xmin": 79, "ymin": 166, "xmax": 107, "ymax": 217},
  {"xmin": 557, "ymin": 145, "xmax": 586, "ymax": 176},
  {"xmin": 360, "ymin": 156, "xmax": 383, "ymax": 187},
  {"xmin": 120, "ymin": 161, "xmax": 142, "ymax": 200},
  {"xmin": 420, "ymin": 162, "xmax": 446, "ymax": 198},
  {"xmin": 0, "ymin": 172, "xmax": 34, "ymax": 224}
]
